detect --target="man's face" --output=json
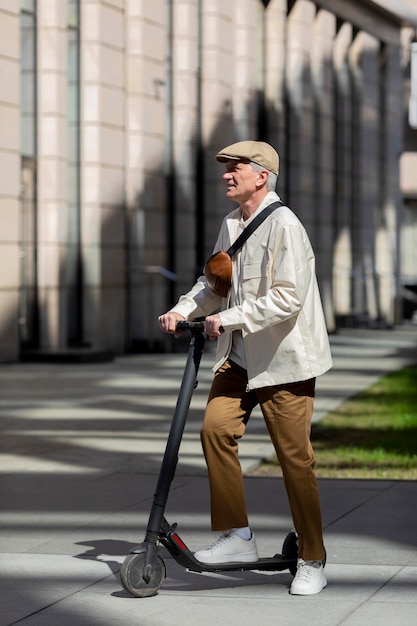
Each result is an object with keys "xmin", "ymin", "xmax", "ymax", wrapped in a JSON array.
[{"xmin": 222, "ymin": 160, "xmax": 259, "ymax": 203}]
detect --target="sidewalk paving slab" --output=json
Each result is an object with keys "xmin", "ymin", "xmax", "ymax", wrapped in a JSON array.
[{"xmin": 0, "ymin": 325, "xmax": 416, "ymax": 625}]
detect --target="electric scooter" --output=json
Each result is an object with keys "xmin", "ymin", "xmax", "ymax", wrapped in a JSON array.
[{"xmin": 120, "ymin": 321, "xmax": 299, "ymax": 598}]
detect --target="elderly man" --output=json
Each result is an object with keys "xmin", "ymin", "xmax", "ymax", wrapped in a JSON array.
[{"xmin": 158, "ymin": 140, "xmax": 332, "ymax": 595}]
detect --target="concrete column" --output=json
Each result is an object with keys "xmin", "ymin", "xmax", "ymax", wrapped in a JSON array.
[
  {"xmin": 285, "ymin": 0, "xmax": 316, "ymax": 231},
  {"xmin": 0, "ymin": 1, "xmax": 20, "ymax": 361},
  {"xmin": 376, "ymin": 42, "xmax": 403, "ymax": 324},
  {"xmin": 264, "ymin": 0, "xmax": 287, "ymax": 187},
  {"xmin": 81, "ymin": 0, "xmax": 126, "ymax": 351},
  {"xmin": 203, "ymin": 2, "xmax": 236, "ymax": 247},
  {"xmin": 124, "ymin": 0, "xmax": 168, "ymax": 347},
  {"xmin": 333, "ymin": 22, "xmax": 353, "ymax": 319},
  {"xmin": 37, "ymin": 0, "xmax": 68, "ymax": 349},
  {"xmin": 311, "ymin": 8, "xmax": 336, "ymax": 330},
  {"xmin": 349, "ymin": 31, "xmax": 380, "ymax": 322},
  {"xmin": 172, "ymin": 0, "xmax": 199, "ymax": 293},
  {"xmin": 231, "ymin": 0, "xmax": 258, "ymax": 139}
]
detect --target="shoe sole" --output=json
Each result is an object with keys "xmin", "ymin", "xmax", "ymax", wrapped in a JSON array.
[{"xmin": 194, "ymin": 553, "xmax": 258, "ymax": 564}]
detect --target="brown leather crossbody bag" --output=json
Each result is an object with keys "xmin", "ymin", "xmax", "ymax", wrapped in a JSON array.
[{"xmin": 204, "ymin": 201, "xmax": 283, "ymax": 297}]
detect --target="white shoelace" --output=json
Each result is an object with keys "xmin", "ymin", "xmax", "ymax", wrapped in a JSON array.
[
  {"xmin": 207, "ymin": 531, "xmax": 234, "ymax": 550},
  {"xmin": 295, "ymin": 559, "xmax": 322, "ymax": 581}
]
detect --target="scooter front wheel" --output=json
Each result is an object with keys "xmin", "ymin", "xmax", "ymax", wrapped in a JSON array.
[{"xmin": 120, "ymin": 553, "xmax": 166, "ymax": 598}]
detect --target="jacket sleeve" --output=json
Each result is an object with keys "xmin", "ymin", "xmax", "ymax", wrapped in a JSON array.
[
  {"xmin": 218, "ymin": 222, "xmax": 314, "ymax": 334},
  {"xmin": 169, "ymin": 215, "xmax": 233, "ymax": 319},
  {"xmin": 170, "ymin": 276, "xmax": 223, "ymax": 320}
]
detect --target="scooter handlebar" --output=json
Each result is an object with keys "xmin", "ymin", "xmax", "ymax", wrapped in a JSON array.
[{"xmin": 176, "ymin": 321, "xmax": 205, "ymax": 332}]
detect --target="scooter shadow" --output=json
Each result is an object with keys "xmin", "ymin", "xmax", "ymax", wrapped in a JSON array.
[
  {"xmin": 74, "ymin": 538, "xmax": 139, "ymax": 575},
  {"xmin": 74, "ymin": 539, "xmax": 292, "ymax": 597}
]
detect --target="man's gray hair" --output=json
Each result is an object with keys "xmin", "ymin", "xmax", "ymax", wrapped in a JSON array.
[{"xmin": 250, "ymin": 161, "xmax": 278, "ymax": 191}]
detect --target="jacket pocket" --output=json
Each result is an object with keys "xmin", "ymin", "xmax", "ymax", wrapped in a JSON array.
[
  {"xmin": 243, "ymin": 262, "xmax": 263, "ymax": 279},
  {"xmin": 242, "ymin": 261, "xmax": 267, "ymax": 298}
]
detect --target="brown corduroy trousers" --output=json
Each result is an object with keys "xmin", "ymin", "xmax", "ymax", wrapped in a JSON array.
[{"xmin": 200, "ymin": 359, "xmax": 325, "ymax": 561}]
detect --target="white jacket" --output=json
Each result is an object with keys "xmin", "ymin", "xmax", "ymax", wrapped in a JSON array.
[{"xmin": 171, "ymin": 192, "xmax": 333, "ymax": 389}]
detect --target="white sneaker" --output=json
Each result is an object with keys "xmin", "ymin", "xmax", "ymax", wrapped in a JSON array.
[
  {"xmin": 290, "ymin": 559, "xmax": 327, "ymax": 595},
  {"xmin": 194, "ymin": 530, "xmax": 258, "ymax": 564}
]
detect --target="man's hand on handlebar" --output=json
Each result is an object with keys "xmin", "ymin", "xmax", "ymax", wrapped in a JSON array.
[
  {"xmin": 158, "ymin": 312, "xmax": 186, "ymax": 337},
  {"xmin": 158, "ymin": 312, "xmax": 224, "ymax": 340},
  {"xmin": 204, "ymin": 314, "xmax": 223, "ymax": 341}
]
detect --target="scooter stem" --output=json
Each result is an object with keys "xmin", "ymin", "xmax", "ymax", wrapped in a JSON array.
[{"xmin": 141, "ymin": 327, "xmax": 205, "ymax": 581}]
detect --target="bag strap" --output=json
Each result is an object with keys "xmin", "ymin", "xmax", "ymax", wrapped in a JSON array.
[{"xmin": 226, "ymin": 200, "xmax": 283, "ymax": 258}]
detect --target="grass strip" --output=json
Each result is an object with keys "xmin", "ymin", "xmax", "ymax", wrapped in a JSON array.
[
  {"xmin": 249, "ymin": 365, "xmax": 417, "ymax": 480},
  {"xmin": 312, "ymin": 365, "xmax": 417, "ymax": 479}
]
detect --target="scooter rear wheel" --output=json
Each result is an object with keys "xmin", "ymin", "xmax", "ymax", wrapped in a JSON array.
[
  {"xmin": 281, "ymin": 530, "xmax": 299, "ymax": 576},
  {"xmin": 120, "ymin": 553, "xmax": 166, "ymax": 598}
]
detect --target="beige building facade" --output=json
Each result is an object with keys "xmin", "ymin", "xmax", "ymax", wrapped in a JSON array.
[{"xmin": 1, "ymin": 0, "xmax": 417, "ymax": 362}]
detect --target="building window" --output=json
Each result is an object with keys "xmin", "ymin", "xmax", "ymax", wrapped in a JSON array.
[
  {"xmin": 67, "ymin": 0, "xmax": 82, "ymax": 345},
  {"xmin": 20, "ymin": 0, "xmax": 38, "ymax": 348}
]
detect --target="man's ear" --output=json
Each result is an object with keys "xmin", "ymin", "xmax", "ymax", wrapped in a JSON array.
[{"xmin": 256, "ymin": 169, "xmax": 269, "ymax": 187}]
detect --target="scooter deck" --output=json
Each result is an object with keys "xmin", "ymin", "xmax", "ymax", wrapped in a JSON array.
[
  {"xmin": 186, "ymin": 556, "xmax": 295, "ymax": 574},
  {"xmin": 157, "ymin": 523, "xmax": 297, "ymax": 574}
]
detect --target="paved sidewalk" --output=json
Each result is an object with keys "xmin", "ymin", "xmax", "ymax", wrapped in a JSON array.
[{"xmin": 0, "ymin": 325, "xmax": 416, "ymax": 625}]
